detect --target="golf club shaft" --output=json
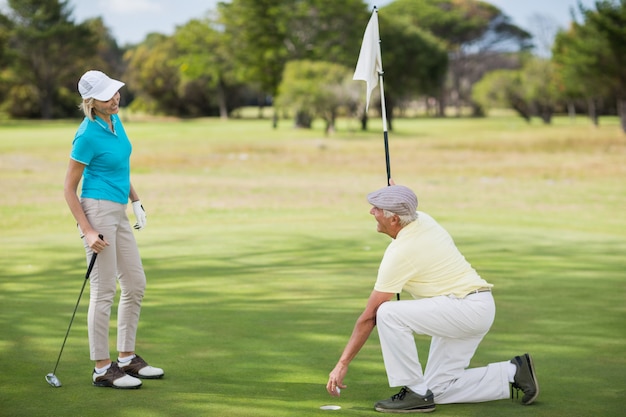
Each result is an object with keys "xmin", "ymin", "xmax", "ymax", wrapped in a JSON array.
[{"xmin": 50, "ymin": 235, "xmax": 102, "ymax": 375}]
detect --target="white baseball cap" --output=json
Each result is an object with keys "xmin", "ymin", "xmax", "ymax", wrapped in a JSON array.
[{"xmin": 78, "ymin": 70, "xmax": 125, "ymax": 101}]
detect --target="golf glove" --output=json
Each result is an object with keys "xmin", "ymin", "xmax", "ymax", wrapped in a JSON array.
[{"xmin": 132, "ymin": 200, "xmax": 147, "ymax": 230}]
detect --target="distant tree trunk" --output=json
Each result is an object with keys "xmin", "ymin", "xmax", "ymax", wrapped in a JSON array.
[
  {"xmin": 452, "ymin": 89, "xmax": 462, "ymax": 118},
  {"xmin": 450, "ymin": 55, "xmax": 462, "ymax": 118},
  {"xmin": 257, "ymin": 93, "xmax": 265, "ymax": 119},
  {"xmin": 509, "ymin": 95, "xmax": 532, "ymax": 122},
  {"xmin": 423, "ymin": 97, "xmax": 431, "ymax": 116},
  {"xmin": 470, "ymin": 100, "xmax": 485, "ymax": 117},
  {"xmin": 295, "ymin": 110, "xmax": 312, "ymax": 128},
  {"xmin": 38, "ymin": 75, "xmax": 54, "ymax": 119},
  {"xmin": 360, "ymin": 109, "xmax": 368, "ymax": 131},
  {"xmin": 567, "ymin": 101, "xmax": 576, "ymax": 120},
  {"xmin": 538, "ymin": 103, "xmax": 553, "ymax": 124},
  {"xmin": 39, "ymin": 91, "xmax": 53, "ymax": 119},
  {"xmin": 618, "ymin": 98, "xmax": 626, "ymax": 134},
  {"xmin": 385, "ymin": 109, "xmax": 393, "ymax": 132},
  {"xmin": 587, "ymin": 98, "xmax": 599, "ymax": 126},
  {"xmin": 539, "ymin": 110, "xmax": 552, "ymax": 124},
  {"xmin": 217, "ymin": 80, "xmax": 228, "ymax": 120},
  {"xmin": 324, "ymin": 110, "xmax": 336, "ymax": 136},
  {"xmin": 437, "ymin": 91, "xmax": 446, "ymax": 117}
]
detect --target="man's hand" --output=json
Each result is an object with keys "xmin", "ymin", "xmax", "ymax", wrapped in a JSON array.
[
  {"xmin": 132, "ymin": 200, "xmax": 147, "ymax": 230},
  {"xmin": 325, "ymin": 290, "xmax": 393, "ymax": 397},
  {"xmin": 326, "ymin": 363, "xmax": 348, "ymax": 397}
]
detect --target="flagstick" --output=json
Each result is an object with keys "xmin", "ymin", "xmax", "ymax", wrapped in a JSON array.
[
  {"xmin": 380, "ymin": 70, "xmax": 398, "ymax": 300},
  {"xmin": 381, "ymin": 74, "xmax": 397, "ymax": 302},
  {"xmin": 378, "ymin": 72, "xmax": 391, "ymax": 186}
]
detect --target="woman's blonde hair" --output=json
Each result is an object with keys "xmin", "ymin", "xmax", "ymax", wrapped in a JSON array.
[{"xmin": 79, "ymin": 98, "xmax": 96, "ymax": 121}]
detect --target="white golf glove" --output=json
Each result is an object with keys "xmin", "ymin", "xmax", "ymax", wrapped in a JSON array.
[{"xmin": 132, "ymin": 200, "xmax": 147, "ymax": 230}]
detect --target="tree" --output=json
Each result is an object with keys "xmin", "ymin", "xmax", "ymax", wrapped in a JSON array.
[
  {"xmin": 173, "ymin": 18, "xmax": 238, "ymax": 118},
  {"xmin": 123, "ymin": 34, "xmax": 182, "ymax": 115},
  {"xmin": 83, "ymin": 17, "xmax": 126, "ymax": 80},
  {"xmin": 552, "ymin": 0, "xmax": 626, "ymax": 130},
  {"xmin": 219, "ymin": 0, "xmax": 291, "ymax": 124},
  {"xmin": 382, "ymin": 0, "xmax": 532, "ymax": 117},
  {"xmin": 553, "ymin": 24, "xmax": 606, "ymax": 125},
  {"xmin": 526, "ymin": 13, "xmax": 560, "ymax": 58},
  {"xmin": 0, "ymin": 12, "xmax": 15, "ymax": 112},
  {"xmin": 2, "ymin": 0, "xmax": 99, "ymax": 118},
  {"xmin": 473, "ymin": 56, "xmax": 559, "ymax": 123},
  {"xmin": 581, "ymin": 0, "xmax": 626, "ymax": 132},
  {"xmin": 275, "ymin": 60, "xmax": 354, "ymax": 133},
  {"xmin": 472, "ymin": 69, "xmax": 532, "ymax": 122},
  {"xmin": 376, "ymin": 13, "xmax": 448, "ymax": 129},
  {"xmin": 283, "ymin": 0, "xmax": 369, "ymax": 66},
  {"xmin": 520, "ymin": 57, "xmax": 559, "ymax": 124},
  {"xmin": 219, "ymin": 0, "xmax": 369, "ymax": 125},
  {"xmin": 0, "ymin": 12, "xmax": 11, "ymax": 67}
]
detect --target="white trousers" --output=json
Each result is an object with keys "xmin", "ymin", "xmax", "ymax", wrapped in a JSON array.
[
  {"xmin": 81, "ymin": 198, "xmax": 146, "ymax": 361},
  {"xmin": 376, "ymin": 291, "xmax": 511, "ymax": 403}
]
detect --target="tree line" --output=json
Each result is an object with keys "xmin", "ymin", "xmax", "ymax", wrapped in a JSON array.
[
  {"xmin": 474, "ymin": 0, "xmax": 626, "ymax": 132},
  {"xmin": 0, "ymin": 0, "xmax": 624, "ymax": 133}
]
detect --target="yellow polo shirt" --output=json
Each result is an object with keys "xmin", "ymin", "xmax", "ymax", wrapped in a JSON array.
[{"xmin": 374, "ymin": 212, "xmax": 492, "ymax": 299}]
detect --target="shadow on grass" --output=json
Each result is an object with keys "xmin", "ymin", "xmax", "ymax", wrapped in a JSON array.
[{"xmin": 1, "ymin": 227, "xmax": 625, "ymax": 416}]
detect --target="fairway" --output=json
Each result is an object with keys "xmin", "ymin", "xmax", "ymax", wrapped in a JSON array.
[{"xmin": 1, "ymin": 115, "xmax": 625, "ymax": 416}]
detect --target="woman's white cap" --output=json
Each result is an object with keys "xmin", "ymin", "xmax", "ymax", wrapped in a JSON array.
[{"xmin": 78, "ymin": 70, "xmax": 125, "ymax": 101}]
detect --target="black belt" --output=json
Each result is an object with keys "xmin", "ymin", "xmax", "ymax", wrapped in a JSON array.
[{"xmin": 465, "ymin": 288, "xmax": 491, "ymax": 297}]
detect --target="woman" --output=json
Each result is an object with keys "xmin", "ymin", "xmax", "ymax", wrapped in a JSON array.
[{"xmin": 64, "ymin": 70, "xmax": 163, "ymax": 389}]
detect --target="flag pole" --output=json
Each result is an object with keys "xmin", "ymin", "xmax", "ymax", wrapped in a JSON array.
[
  {"xmin": 379, "ymin": 72, "xmax": 391, "ymax": 186},
  {"xmin": 379, "ymin": 74, "xmax": 396, "ymax": 300}
]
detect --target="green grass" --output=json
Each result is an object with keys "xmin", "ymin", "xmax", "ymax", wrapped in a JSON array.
[{"xmin": 1, "ymin": 115, "xmax": 625, "ymax": 416}]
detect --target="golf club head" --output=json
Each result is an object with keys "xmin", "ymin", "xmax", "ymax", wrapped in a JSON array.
[{"xmin": 45, "ymin": 373, "xmax": 62, "ymax": 387}]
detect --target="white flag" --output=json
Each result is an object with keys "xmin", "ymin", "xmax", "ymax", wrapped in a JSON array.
[{"xmin": 353, "ymin": 10, "xmax": 383, "ymax": 111}]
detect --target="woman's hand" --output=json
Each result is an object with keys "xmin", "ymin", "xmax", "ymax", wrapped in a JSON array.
[{"xmin": 87, "ymin": 231, "xmax": 108, "ymax": 253}]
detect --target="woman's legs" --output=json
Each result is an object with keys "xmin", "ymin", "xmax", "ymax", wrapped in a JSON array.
[
  {"xmin": 82, "ymin": 199, "xmax": 145, "ymax": 362},
  {"xmin": 115, "ymin": 218, "xmax": 146, "ymax": 354}
]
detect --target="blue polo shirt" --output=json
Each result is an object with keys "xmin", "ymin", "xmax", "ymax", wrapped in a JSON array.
[{"xmin": 70, "ymin": 114, "xmax": 132, "ymax": 204}]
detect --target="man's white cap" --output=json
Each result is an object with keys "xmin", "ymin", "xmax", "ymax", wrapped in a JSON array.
[{"xmin": 78, "ymin": 70, "xmax": 125, "ymax": 101}]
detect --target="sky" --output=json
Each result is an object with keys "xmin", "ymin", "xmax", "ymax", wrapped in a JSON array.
[{"xmin": 1, "ymin": 0, "xmax": 598, "ymax": 46}]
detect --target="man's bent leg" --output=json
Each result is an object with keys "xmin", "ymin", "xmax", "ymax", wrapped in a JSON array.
[
  {"xmin": 377, "ymin": 301, "xmax": 427, "ymax": 387},
  {"xmin": 433, "ymin": 362, "xmax": 511, "ymax": 403}
]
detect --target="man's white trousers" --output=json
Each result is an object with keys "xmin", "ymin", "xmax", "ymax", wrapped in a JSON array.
[{"xmin": 376, "ymin": 291, "xmax": 511, "ymax": 403}]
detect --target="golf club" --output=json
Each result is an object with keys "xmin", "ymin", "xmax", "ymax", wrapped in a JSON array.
[{"xmin": 45, "ymin": 234, "xmax": 103, "ymax": 387}]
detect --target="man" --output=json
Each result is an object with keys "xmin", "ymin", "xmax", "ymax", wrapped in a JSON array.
[{"xmin": 326, "ymin": 183, "xmax": 538, "ymax": 413}]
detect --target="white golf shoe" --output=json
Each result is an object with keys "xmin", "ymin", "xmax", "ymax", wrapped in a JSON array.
[
  {"xmin": 118, "ymin": 355, "xmax": 164, "ymax": 379},
  {"xmin": 93, "ymin": 362, "xmax": 142, "ymax": 389}
]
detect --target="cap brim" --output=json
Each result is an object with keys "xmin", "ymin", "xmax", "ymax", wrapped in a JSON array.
[{"xmin": 90, "ymin": 80, "xmax": 125, "ymax": 101}]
